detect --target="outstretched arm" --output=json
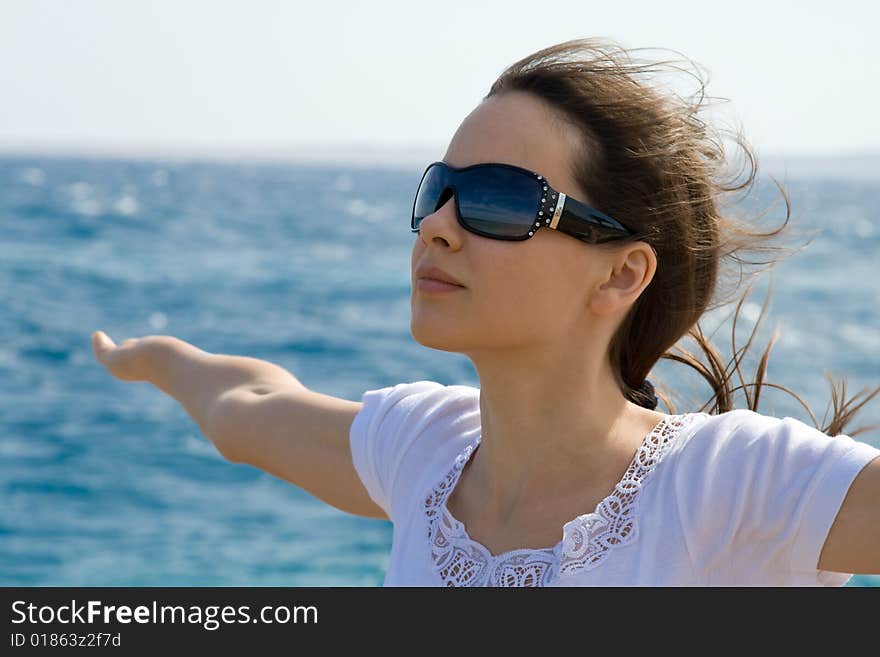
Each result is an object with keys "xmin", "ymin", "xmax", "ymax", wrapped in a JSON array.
[
  {"xmin": 818, "ymin": 454, "xmax": 880, "ymax": 574},
  {"xmin": 91, "ymin": 331, "xmax": 387, "ymax": 520}
]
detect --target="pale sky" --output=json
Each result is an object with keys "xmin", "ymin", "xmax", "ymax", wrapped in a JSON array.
[{"xmin": 1, "ymin": 0, "xmax": 877, "ymax": 162}]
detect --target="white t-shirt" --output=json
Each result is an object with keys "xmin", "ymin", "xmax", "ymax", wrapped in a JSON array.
[{"xmin": 349, "ymin": 380, "xmax": 880, "ymax": 587}]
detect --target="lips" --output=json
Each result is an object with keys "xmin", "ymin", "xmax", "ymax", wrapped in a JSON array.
[{"xmin": 415, "ymin": 265, "xmax": 465, "ymax": 287}]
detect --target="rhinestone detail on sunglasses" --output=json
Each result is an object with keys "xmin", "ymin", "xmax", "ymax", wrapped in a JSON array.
[{"xmin": 531, "ymin": 174, "xmax": 554, "ymax": 236}]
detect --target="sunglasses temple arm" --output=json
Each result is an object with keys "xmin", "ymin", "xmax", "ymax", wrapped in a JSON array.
[{"xmin": 555, "ymin": 195, "xmax": 635, "ymax": 242}]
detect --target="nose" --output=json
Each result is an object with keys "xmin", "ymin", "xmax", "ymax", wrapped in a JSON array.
[{"xmin": 419, "ymin": 187, "xmax": 458, "ymax": 243}]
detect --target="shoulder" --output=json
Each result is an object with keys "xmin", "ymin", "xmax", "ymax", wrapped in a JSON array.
[
  {"xmin": 352, "ymin": 379, "xmax": 481, "ymax": 460},
  {"xmin": 356, "ymin": 380, "xmax": 479, "ymax": 430},
  {"xmin": 673, "ymin": 408, "xmax": 807, "ymax": 457},
  {"xmin": 668, "ymin": 407, "xmax": 879, "ymax": 490},
  {"xmin": 678, "ymin": 408, "xmax": 870, "ymax": 456},
  {"xmin": 665, "ymin": 408, "xmax": 772, "ymax": 464}
]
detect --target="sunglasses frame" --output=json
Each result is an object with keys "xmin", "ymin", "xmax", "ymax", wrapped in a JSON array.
[{"xmin": 411, "ymin": 160, "xmax": 637, "ymax": 244}]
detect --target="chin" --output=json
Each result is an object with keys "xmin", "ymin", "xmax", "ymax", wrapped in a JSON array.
[{"xmin": 410, "ymin": 319, "xmax": 471, "ymax": 354}]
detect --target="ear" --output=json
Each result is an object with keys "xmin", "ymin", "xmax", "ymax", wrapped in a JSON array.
[{"xmin": 589, "ymin": 242, "xmax": 656, "ymax": 316}]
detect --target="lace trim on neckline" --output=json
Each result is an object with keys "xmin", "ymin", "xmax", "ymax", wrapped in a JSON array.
[{"xmin": 424, "ymin": 412, "xmax": 704, "ymax": 586}]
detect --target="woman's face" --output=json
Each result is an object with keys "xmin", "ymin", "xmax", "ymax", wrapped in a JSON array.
[{"xmin": 410, "ymin": 91, "xmax": 629, "ymax": 357}]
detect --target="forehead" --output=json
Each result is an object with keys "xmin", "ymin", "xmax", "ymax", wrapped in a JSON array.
[{"xmin": 443, "ymin": 91, "xmax": 580, "ymax": 189}]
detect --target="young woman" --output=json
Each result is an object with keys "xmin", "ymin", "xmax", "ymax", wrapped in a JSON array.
[{"xmin": 92, "ymin": 38, "xmax": 880, "ymax": 587}]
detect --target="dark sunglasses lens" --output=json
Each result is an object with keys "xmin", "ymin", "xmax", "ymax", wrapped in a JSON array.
[
  {"xmin": 412, "ymin": 164, "xmax": 448, "ymax": 230},
  {"xmin": 457, "ymin": 167, "xmax": 542, "ymax": 238},
  {"xmin": 412, "ymin": 164, "xmax": 541, "ymax": 238}
]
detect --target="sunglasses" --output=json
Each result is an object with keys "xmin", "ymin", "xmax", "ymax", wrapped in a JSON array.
[{"xmin": 411, "ymin": 160, "xmax": 637, "ymax": 244}]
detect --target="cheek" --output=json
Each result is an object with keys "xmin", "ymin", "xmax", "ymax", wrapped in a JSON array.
[
  {"xmin": 467, "ymin": 280, "xmax": 569, "ymax": 347},
  {"xmin": 482, "ymin": 245, "xmax": 586, "ymax": 325},
  {"xmin": 475, "ymin": 257, "xmax": 568, "ymax": 326}
]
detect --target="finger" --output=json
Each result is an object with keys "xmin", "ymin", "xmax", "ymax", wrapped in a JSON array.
[{"xmin": 91, "ymin": 330, "xmax": 115, "ymax": 362}]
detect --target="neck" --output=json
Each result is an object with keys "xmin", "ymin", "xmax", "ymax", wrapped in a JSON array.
[{"xmin": 466, "ymin": 340, "xmax": 666, "ymax": 525}]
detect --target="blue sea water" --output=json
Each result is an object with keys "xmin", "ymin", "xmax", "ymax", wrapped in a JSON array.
[{"xmin": 1, "ymin": 153, "xmax": 878, "ymax": 587}]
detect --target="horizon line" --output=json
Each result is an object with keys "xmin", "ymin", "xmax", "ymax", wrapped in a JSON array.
[{"xmin": 2, "ymin": 141, "xmax": 880, "ymax": 180}]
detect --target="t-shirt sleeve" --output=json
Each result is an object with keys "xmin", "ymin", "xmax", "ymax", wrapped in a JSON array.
[
  {"xmin": 779, "ymin": 418, "xmax": 880, "ymax": 584},
  {"xmin": 349, "ymin": 380, "xmax": 477, "ymax": 521},
  {"xmin": 675, "ymin": 410, "xmax": 880, "ymax": 586}
]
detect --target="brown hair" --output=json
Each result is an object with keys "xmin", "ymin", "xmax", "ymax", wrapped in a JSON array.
[{"xmin": 485, "ymin": 37, "xmax": 879, "ymax": 439}]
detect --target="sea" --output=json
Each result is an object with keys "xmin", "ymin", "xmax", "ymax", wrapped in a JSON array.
[{"xmin": 1, "ymin": 151, "xmax": 878, "ymax": 586}]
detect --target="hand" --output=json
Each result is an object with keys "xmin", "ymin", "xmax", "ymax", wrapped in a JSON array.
[{"xmin": 91, "ymin": 330, "xmax": 169, "ymax": 383}]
